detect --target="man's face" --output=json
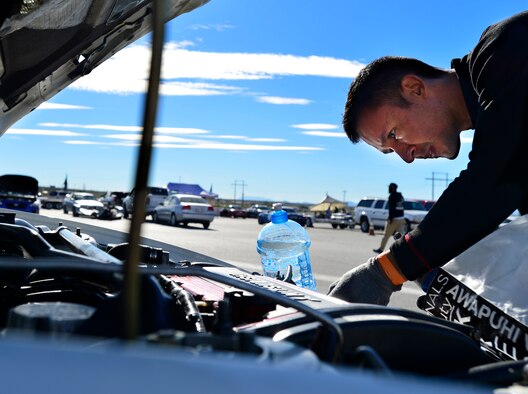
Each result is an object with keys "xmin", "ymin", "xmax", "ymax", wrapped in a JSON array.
[{"xmin": 357, "ymin": 96, "xmax": 462, "ymax": 163}]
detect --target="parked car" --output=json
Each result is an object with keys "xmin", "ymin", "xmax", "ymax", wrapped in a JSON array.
[
  {"xmin": 0, "ymin": 174, "xmax": 40, "ymax": 214},
  {"xmin": 220, "ymin": 204, "xmax": 247, "ymax": 218},
  {"xmin": 40, "ymin": 190, "xmax": 68, "ymax": 209},
  {"xmin": 62, "ymin": 192, "xmax": 104, "ymax": 218},
  {"xmin": 417, "ymin": 199, "xmax": 436, "ymax": 211},
  {"xmin": 353, "ymin": 197, "xmax": 428, "ymax": 234},
  {"xmin": 122, "ymin": 187, "xmax": 169, "ymax": 219},
  {"xmin": 99, "ymin": 191, "xmax": 128, "ymax": 207},
  {"xmin": 330, "ymin": 212, "xmax": 355, "ymax": 229},
  {"xmin": 258, "ymin": 206, "xmax": 307, "ymax": 226},
  {"xmin": 245, "ymin": 204, "xmax": 270, "ymax": 218},
  {"xmin": 152, "ymin": 194, "xmax": 214, "ymax": 229}
]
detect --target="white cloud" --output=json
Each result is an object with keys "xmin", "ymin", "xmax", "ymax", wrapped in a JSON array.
[
  {"xmin": 63, "ymin": 140, "xmax": 101, "ymax": 145},
  {"xmin": 6, "ymin": 128, "xmax": 87, "ymax": 137},
  {"xmin": 159, "ymin": 81, "xmax": 245, "ymax": 96},
  {"xmin": 247, "ymin": 137, "xmax": 285, "ymax": 142},
  {"xmin": 152, "ymin": 142, "xmax": 323, "ymax": 151},
  {"xmin": 302, "ymin": 131, "xmax": 346, "ymax": 138},
  {"xmin": 39, "ymin": 123, "xmax": 209, "ymax": 135},
  {"xmin": 37, "ymin": 103, "xmax": 92, "ymax": 110},
  {"xmin": 256, "ymin": 96, "xmax": 311, "ymax": 105},
  {"xmin": 40, "ymin": 123, "xmax": 142, "ymax": 132},
  {"xmin": 70, "ymin": 43, "xmax": 364, "ymax": 96},
  {"xmin": 63, "ymin": 133, "xmax": 321, "ymax": 152},
  {"xmin": 292, "ymin": 123, "xmax": 339, "ymax": 130},
  {"xmin": 189, "ymin": 24, "xmax": 235, "ymax": 32}
]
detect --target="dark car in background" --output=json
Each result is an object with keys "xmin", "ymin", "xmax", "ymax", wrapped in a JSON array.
[
  {"xmin": 258, "ymin": 206, "xmax": 307, "ymax": 226},
  {"xmin": 0, "ymin": 174, "xmax": 40, "ymax": 213},
  {"xmin": 245, "ymin": 204, "xmax": 270, "ymax": 218},
  {"xmin": 220, "ymin": 204, "xmax": 247, "ymax": 218}
]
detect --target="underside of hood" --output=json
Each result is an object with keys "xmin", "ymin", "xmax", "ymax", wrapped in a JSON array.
[
  {"xmin": 0, "ymin": 0, "xmax": 210, "ymax": 136},
  {"xmin": 0, "ymin": 174, "xmax": 38, "ymax": 195}
]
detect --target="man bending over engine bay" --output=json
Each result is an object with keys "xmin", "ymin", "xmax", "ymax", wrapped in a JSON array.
[{"xmin": 329, "ymin": 11, "xmax": 528, "ymax": 305}]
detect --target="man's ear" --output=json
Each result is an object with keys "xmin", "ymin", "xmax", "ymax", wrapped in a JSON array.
[{"xmin": 400, "ymin": 75, "xmax": 425, "ymax": 101}]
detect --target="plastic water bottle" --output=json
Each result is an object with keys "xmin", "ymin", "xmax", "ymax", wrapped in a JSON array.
[{"xmin": 257, "ymin": 203, "xmax": 317, "ymax": 291}]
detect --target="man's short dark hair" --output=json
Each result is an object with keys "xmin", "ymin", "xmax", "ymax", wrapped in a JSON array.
[
  {"xmin": 342, "ymin": 56, "xmax": 446, "ymax": 143},
  {"xmin": 389, "ymin": 182, "xmax": 398, "ymax": 191}
]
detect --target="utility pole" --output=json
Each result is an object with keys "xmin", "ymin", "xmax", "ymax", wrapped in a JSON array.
[
  {"xmin": 231, "ymin": 180, "xmax": 247, "ymax": 206},
  {"xmin": 425, "ymin": 172, "xmax": 452, "ymax": 200}
]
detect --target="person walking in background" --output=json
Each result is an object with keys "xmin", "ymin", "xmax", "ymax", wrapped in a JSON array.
[{"xmin": 373, "ymin": 183, "xmax": 405, "ymax": 254}]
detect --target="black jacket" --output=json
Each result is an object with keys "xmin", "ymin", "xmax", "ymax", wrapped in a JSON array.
[
  {"xmin": 392, "ymin": 11, "xmax": 528, "ymax": 280},
  {"xmin": 388, "ymin": 191, "xmax": 404, "ymax": 220}
]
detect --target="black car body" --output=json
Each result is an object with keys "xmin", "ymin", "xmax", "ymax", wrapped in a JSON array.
[
  {"xmin": 0, "ymin": 174, "xmax": 40, "ymax": 213},
  {"xmin": 245, "ymin": 204, "xmax": 270, "ymax": 218},
  {"xmin": 258, "ymin": 206, "xmax": 307, "ymax": 226},
  {"xmin": 0, "ymin": 1, "xmax": 523, "ymax": 392},
  {"xmin": 219, "ymin": 204, "xmax": 247, "ymax": 218}
]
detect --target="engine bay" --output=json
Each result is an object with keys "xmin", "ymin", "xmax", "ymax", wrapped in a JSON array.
[{"xmin": 0, "ymin": 210, "xmax": 527, "ymax": 392}]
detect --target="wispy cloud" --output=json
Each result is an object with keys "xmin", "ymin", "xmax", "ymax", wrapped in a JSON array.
[
  {"xmin": 18, "ymin": 120, "xmax": 322, "ymax": 152},
  {"xmin": 256, "ymin": 96, "xmax": 311, "ymax": 105},
  {"xmin": 189, "ymin": 24, "xmax": 235, "ymax": 32},
  {"xmin": 6, "ymin": 128, "xmax": 87, "ymax": 137},
  {"xmin": 70, "ymin": 42, "xmax": 364, "ymax": 97},
  {"xmin": 64, "ymin": 140, "xmax": 101, "ymax": 145},
  {"xmin": 38, "ymin": 103, "xmax": 92, "ymax": 110},
  {"xmin": 292, "ymin": 123, "xmax": 339, "ymax": 130},
  {"xmin": 38, "ymin": 123, "xmax": 209, "ymax": 135},
  {"xmin": 302, "ymin": 131, "xmax": 346, "ymax": 138},
  {"xmin": 63, "ymin": 136, "xmax": 321, "ymax": 152},
  {"xmin": 152, "ymin": 142, "xmax": 322, "ymax": 151}
]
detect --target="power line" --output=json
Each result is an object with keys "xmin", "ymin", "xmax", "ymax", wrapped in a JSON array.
[
  {"xmin": 425, "ymin": 172, "xmax": 452, "ymax": 200},
  {"xmin": 231, "ymin": 180, "xmax": 247, "ymax": 206}
]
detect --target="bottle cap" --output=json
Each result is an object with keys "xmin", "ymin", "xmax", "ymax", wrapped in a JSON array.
[{"xmin": 270, "ymin": 202, "xmax": 287, "ymax": 224}]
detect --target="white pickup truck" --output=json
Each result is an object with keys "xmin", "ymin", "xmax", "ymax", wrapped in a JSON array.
[
  {"xmin": 122, "ymin": 187, "xmax": 169, "ymax": 219},
  {"xmin": 353, "ymin": 197, "xmax": 428, "ymax": 233}
]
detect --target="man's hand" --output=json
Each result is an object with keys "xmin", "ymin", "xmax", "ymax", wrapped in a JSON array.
[{"xmin": 327, "ymin": 257, "xmax": 402, "ymax": 306}]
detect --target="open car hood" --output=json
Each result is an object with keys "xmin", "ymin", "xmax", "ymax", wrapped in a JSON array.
[
  {"xmin": 0, "ymin": 174, "xmax": 38, "ymax": 195},
  {"xmin": 0, "ymin": 0, "xmax": 209, "ymax": 136}
]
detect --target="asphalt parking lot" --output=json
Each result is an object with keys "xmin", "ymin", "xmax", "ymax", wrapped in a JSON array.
[{"xmin": 39, "ymin": 209, "xmax": 424, "ymax": 312}]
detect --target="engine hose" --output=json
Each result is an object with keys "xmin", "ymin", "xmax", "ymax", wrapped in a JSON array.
[{"xmin": 160, "ymin": 275, "xmax": 206, "ymax": 333}]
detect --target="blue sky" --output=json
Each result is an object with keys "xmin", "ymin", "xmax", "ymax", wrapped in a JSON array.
[{"xmin": 1, "ymin": 1, "xmax": 526, "ymax": 205}]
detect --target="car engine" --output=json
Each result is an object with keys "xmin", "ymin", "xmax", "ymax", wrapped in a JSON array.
[{"xmin": 0, "ymin": 210, "xmax": 527, "ymax": 393}]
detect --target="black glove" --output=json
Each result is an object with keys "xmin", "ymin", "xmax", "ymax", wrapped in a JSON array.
[{"xmin": 327, "ymin": 257, "xmax": 402, "ymax": 306}]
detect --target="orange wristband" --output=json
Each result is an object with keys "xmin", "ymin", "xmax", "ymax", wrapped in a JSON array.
[{"xmin": 377, "ymin": 251, "xmax": 407, "ymax": 286}]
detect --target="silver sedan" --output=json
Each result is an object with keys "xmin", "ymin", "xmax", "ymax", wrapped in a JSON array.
[{"xmin": 152, "ymin": 194, "xmax": 215, "ymax": 229}]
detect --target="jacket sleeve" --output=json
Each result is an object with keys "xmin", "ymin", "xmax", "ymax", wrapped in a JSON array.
[
  {"xmin": 391, "ymin": 14, "xmax": 528, "ymax": 280},
  {"xmin": 388, "ymin": 194, "xmax": 395, "ymax": 220}
]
